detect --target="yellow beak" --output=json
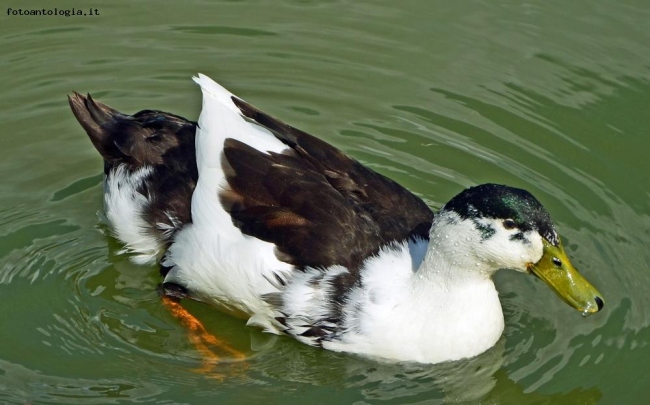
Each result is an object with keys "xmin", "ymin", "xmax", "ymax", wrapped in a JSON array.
[{"xmin": 528, "ymin": 238, "xmax": 603, "ymax": 315}]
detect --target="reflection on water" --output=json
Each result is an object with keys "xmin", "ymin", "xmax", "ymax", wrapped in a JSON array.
[
  {"xmin": 240, "ymin": 332, "xmax": 506, "ymax": 402},
  {"xmin": 0, "ymin": 358, "xmax": 164, "ymax": 405}
]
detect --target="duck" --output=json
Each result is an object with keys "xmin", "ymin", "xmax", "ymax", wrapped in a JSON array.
[
  {"xmin": 68, "ymin": 93, "xmax": 198, "ymax": 264},
  {"xmin": 71, "ymin": 74, "xmax": 604, "ymax": 364}
]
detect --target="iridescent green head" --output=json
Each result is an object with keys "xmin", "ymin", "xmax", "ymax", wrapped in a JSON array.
[{"xmin": 443, "ymin": 184, "xmax": 603, "ymax": 315}]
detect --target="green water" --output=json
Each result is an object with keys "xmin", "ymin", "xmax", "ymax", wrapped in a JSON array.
[{"xmin": 1, "ymin": 0, "xmax": 649, "ymax": 403}]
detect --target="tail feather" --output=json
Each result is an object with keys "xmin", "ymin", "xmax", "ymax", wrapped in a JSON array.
[
  {"xmin": 69, "ymin": 91, "xmax": 198, "ymax": 262},
  {"xmin": 68, "ymin": 92, "xmax": 125, "ymax": 161}
]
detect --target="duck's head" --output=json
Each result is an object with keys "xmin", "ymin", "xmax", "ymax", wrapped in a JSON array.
[{"xmin": 439, "ymin": 183, "xmax": 603, "ymax": 315}]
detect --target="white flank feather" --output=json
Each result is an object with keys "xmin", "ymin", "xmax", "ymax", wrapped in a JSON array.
[
  {"xmin": 164, "ymin": 74, "xmax": 293, "ymax": 318},
  {"xmin": 104, "ymin": 165, "xmax": 161, "ymax": 264}
]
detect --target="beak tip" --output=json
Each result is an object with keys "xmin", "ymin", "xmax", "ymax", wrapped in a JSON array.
[{"xmin": 582, "ymin": 296, "xmax": 604, "ymax": 317}]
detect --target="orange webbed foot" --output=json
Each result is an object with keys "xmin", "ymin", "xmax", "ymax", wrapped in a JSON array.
[{"xmin": 162, "ymin": 296, "xmax": 249, "ymax": 379}]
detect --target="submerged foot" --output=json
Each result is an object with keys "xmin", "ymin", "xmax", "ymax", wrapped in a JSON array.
[{"xmin": 161, "ymin": 296, "xmax": 249, "ymax": 379}]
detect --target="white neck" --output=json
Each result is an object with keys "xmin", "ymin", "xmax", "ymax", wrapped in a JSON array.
[
  {"xmin": 408, "ymin": 213, "xmax": 505, "ymax": 362},
  {"xmin": 419, "ymin": 210, "xmax": 500, "ymax": 283},
  {"xmin": 335, "ymin": 211, "xmax": 506, "ymax": 363}
]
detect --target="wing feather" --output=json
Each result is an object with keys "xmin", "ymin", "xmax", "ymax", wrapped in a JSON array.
[{"xmin": 220, "ymin": 98, "xmax": 434, "ymax": 272}]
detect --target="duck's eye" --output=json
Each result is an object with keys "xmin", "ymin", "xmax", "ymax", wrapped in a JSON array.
[
  {"xmin": 502, "ymin": 219, "xmax": 517, "ymax": 230},
  {"xmin": 552, "ymin": 257, "xmax": 562, "ymax": 267}
]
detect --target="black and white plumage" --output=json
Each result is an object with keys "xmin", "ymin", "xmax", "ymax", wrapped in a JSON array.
[
  {"xmin": 71, "ymin": 74, "xmax": 603, "ymax": 364},
  {"xmin": 68, "ymin": 93, "xmax": 197, "ymax": 264}
]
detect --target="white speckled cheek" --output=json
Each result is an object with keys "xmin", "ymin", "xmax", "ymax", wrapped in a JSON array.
[
  {"xmin": 525, "ymin": 231, "xmax": 544, "ymax": 264},
  {"xmin": 476, "ymin": 218, "xmax": 544, "ymax": 271},
  {"xmin": 496, "ymin": 229, "xmax": 544, "ymax": 270}
]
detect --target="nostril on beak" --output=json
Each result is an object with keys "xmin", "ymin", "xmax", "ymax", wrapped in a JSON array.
[{"xmin": 595, "ymin": 296, "xmax": 604, "ymax": 311}]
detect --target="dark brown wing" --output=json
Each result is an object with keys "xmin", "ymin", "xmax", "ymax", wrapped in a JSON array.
[{"xmin": 220, "ymin": 97, "xmax": 434, "ymax": 271}]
